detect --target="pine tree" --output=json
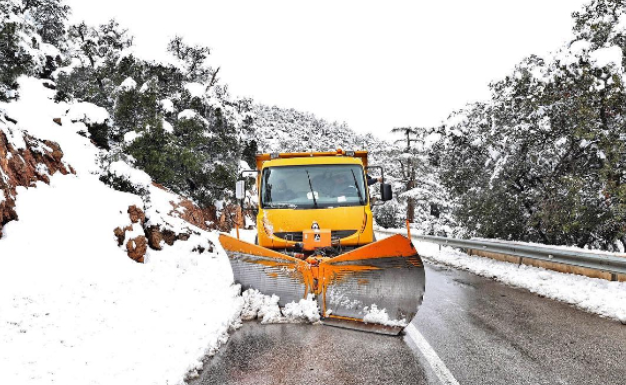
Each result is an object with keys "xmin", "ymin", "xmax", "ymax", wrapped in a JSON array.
[
  {"xmin": 167, "ymin": 36, "xmax": 218, "ymax": 84},
  {"xmin": 57, "ymin": 20, "xmax": 134, "ymax": 107},
  {"xmin": 391, "ymin": 126, "xmax": 423, "ymax": 222}
]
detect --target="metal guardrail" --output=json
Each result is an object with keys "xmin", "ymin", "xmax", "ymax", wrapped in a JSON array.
[{"xmin": 376, "ymin": 230, "xmax": 626, "ymax": 277}]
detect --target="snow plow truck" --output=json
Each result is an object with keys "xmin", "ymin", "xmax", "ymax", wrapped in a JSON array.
[{"xmin": 219, "ymin": 149, "xmax": 425, "ymax": 335}]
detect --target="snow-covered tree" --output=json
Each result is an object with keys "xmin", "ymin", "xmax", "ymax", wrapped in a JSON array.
[
  {"xmin": 24, "ymin": 0, "xmax": 71, "ymax": 46},
  {"xmin": 0, "ymin": 0, "xmax": 46, "ymax": 100},
  {"xmin": 167, "ymin": 36, "xmax": 219, "ymax": 85},
  {"xmin": 430, "ymin": 0, "xmax": 626, "ymax": 250}
]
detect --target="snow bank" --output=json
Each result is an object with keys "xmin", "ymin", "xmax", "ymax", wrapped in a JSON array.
[
  {"xmin": 378, "ymin": 231, "xmax": 626, "ymax": 324},
  {"xmin": 0, "ymin": 77, "xmax": 244, "ymax": 385},
  {"xmin": 0, "ymin": 173, "xmax": 243, "ymax": 385},
  {"xmin": 426, "ymin": 246, "xmax": 626, "ymax": 323}
]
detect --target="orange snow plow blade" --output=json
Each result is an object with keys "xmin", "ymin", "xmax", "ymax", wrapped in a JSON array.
[
  {"xmin": 219, "ymin": 234, "xmax": 313, "ymax": 305},
  {"xmin": 317, "ymin": 235, "xmax": 425, "ymax": 335},
  {"xmin": 219, "ymin": 234, "xmax": 425, "ymax": 335}
]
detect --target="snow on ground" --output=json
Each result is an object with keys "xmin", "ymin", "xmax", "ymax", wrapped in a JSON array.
[
  {"xmin": 282, "ymin": 295, "xmax": 321, "ymax": 323},
  {"xmin": 1, "ymin": 77, "xmax": 101, "ymax": 175},
  {"xmin": 0, "ymin": 174, "xmax": 244, "ymax": 385},
  {"xmin": 240, "ymin": 289, "xmax": 320, "ymax": 324},
  {"xmin": 0, "ymin": 77, "xmax": 244, "ymax": 385},
  {"xmin": 376, "ymin": 230, "xmax": 626, "ymax": 324},
  {"xmin": 362, "ymin": 304, "xmax": 407, "ymax": 327}
]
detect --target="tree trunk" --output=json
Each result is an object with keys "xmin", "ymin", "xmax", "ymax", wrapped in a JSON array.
[{"xmin": 406, "ymin": 161, "xmax": 416, "ymax": 222}]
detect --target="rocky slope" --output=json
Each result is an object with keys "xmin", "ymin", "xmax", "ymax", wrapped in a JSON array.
[{"xmin": 0, "ymin": 116, "xmax": 73, "ymax": 238}]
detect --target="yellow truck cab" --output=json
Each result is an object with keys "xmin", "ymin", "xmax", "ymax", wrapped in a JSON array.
[{"xmin": 240, "ymin": 149, "xmax": 392, "ymax": 252}]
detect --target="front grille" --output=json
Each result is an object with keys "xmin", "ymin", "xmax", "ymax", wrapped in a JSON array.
[{"xmin": 274, "ymin": 230, "xmax": 358, "ymax": 242}]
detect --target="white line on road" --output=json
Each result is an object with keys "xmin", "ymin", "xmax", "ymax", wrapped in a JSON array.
[{"xmin": 405, "ymin": 323, "xmax": 461, "ymax": 385}]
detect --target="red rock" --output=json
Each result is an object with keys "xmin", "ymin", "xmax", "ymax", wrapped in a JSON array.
[
  {"xmin": 127, "ymin": 205, "xmax": 145, "ymax": 224},
  {"xmin": 0, "ymin": 129, "xmax": 73, "ymax": 238},
  {"xmin": 126, "ymin": 236, "xmax": 147, "ymax": 263},
  {"xmin": 112, "ymin": 187, "xmax": 246, "ymax": 260},
  {"xmin": 145, "ymin": 226, "xmax": 163, "ymax": 250},
  {"xmin": 169, "ymin": 198, "xmax": 212, "ymax": 230},
  {"xmin": 113, "ymin": 227, "xmax": 125, "ymax": 246},
  {"xmin": 166, "ymin": 194, "xmax": 244, "ymax": 233}
]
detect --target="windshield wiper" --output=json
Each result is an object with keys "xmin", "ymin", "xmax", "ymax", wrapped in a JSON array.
[
  {"xmin": 350, "ymin": 169, "xmax": 365, "ymax": 205},
  {"xmin": 305, "ymin": 170, "xmax": 319, "ymax": 209}
]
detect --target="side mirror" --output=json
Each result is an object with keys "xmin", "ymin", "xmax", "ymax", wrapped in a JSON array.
[
  {"xmin": 381, "ymin": 183, "xmax": 393, "ymax": 201},
  {"xmin": 235, "ymin": 180, "xmax": 246, "ymax": 200}
]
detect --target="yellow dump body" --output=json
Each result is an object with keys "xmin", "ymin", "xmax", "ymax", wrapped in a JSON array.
[{"xmin": 255, "ymin": 150, "xmax": 375, "ymax": 249}]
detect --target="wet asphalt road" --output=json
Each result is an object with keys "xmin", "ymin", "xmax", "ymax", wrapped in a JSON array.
[
  {"xmin": 192, "ymin": 263, "xmax": 626, "ymax": 385},
  {"xmin": 192, "ymin": 323, "xmax": 428, "ymax": 385}
]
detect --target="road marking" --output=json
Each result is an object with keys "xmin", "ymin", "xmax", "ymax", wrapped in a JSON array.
[{"xmin": 406, "ymin": 323, "xmax": 460, "ymax": 385}]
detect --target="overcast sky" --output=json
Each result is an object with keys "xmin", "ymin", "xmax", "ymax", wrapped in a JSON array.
[{"xmin": 64, "ymin": 0, "xmax": 590, "ymax": 138}]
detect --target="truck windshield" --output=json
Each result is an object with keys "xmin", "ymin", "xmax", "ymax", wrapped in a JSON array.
[{"xmin": 261, "ymin": 164, "xmax": 367, "ymax": 209}]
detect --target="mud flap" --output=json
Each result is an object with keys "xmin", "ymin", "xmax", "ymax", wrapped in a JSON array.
[
  {"xmin": 318, "ymin": 235, "xmax": 425, "ymax": 335},
  {"xmin": 219, "ymin": 234, "xmax": 313, "ymax": 305}
]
